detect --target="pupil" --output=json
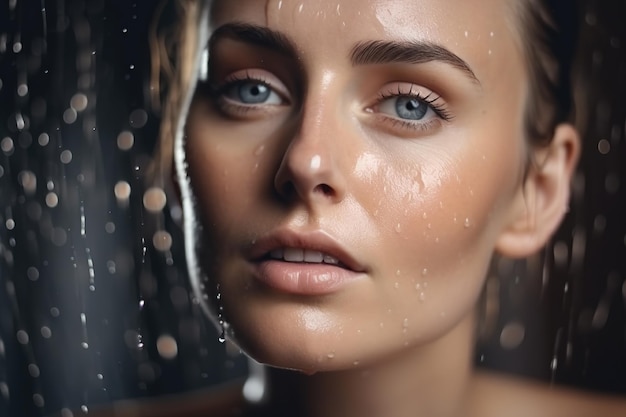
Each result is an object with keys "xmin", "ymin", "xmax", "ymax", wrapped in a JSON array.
[{"xmin": 406, "ymin": 100, "xmax": 419, "ymax": 111}]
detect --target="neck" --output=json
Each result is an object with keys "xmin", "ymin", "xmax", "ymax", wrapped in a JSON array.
[{"xmin": 256, "ymin": 313, "xmax": 477, "ymax": 417}]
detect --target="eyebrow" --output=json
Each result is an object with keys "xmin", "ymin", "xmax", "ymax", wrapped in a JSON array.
[
  {"xmin": 350, "ymin": 40, "xmax": 480, "ymax": 85},
  {"xmin": 209, "ymin": 23, "xmax": 480, "ymax": 85},
  {"xmin": 209, "ymin": 22, "xmax": 299, "ymax": 59}
]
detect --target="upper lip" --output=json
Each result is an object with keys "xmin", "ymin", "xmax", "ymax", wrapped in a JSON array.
[{"xmin": 247, "ymin": 228, "xmax": 367, "ymax": 273}]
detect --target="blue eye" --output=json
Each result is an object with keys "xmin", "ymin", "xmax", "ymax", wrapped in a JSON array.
[
  {"xmin": 379, "ymin": 96, "xmax": 433, "ymax": 121},
  {"xmin": 224, "ymin": 80, "xmax": 282, "ymax": 105}
]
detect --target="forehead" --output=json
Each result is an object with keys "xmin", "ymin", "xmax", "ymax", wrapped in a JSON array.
[{"xmin": 209, "ymin": 0, "xmax": 525, "ymax": 83}]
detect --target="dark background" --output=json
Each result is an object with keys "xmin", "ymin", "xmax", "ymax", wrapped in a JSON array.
[{"xmin": 0, "ymin": 1, "xmax": 624, "ymax": 416}]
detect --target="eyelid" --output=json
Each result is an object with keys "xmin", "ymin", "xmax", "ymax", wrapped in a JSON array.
[
  {"xmin": 213, "ymin": 68, "xmax": 291, "ymax": 104},
  {"xmin": 363, "ymin": 82, "xmax": 453, "ymax": 136}
]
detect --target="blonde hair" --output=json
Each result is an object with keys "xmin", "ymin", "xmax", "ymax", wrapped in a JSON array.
[{"xmin": 149, "ymin": 0, "xmax": 205, "ymax": 186}]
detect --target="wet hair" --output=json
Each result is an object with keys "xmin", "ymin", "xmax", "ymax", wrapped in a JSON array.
[{"xmin": 515, "ymin": 0, "xmax": 580, "ymax": 146}]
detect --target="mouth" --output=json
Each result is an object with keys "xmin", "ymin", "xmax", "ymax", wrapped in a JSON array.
[
  {"xmin": 267, "ymin": 248, "xmax": 345, "ymax": 268},
  {"xmin": 247, "ymin": 230, "xmax": 367, "ymax": 295}
]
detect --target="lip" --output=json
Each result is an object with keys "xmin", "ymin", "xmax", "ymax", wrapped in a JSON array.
[{"xmin": 247, "ymin": 229, "xmax": 367, "ymax": 295}]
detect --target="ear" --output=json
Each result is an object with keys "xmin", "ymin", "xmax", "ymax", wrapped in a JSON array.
[{"xmin": 495, "ymin": 124, "xmax": 580, "ymax": 258}]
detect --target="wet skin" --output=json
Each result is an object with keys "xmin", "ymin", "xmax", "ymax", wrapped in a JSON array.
[{"xmin": 184, "ymin": 0, "xmax": 570, "ymax": 378}]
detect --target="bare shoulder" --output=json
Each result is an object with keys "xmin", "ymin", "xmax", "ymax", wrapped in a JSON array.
[
  {"xmin": 469, "ymin": 370, "xmax": 626, "ymax": 417},
  {"xmin": 72, "ymin": 379, "xmax": 249, "ymax": 417}
]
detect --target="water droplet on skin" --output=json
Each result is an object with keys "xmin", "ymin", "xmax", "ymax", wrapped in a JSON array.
[
  {"xmin": 464, "ymin": 218, "xmax": 471, "ymax": 228},
  {"xmin": 394, "ymin": 282, "xmax": 400, "ymax": 289},
  {"xmin": 402, "ymin": 318, "xmax": 409, "ymax": 328},
  {"xmin": 422, "ymin": 268, "xmax": 428, "ymax": 276},
  {"xmin": 419, "ymin": 292, "xmax": 426, "ymax": 302},
  {"xmin": 327, "ymin": 352, "xmax": 335, "ymax": 359},
  {"xmin": 415, "ymin": 283, "xmax": 421, "ymax": 290},
  {"xmin": 298, "ymin": 3, "xmax": 304, "ymax": 13},
  {"xmin": 395, "ymin": 223, "xmax": 402, "ymax": 233},
  {"xmin": 254, "ymin": 144, "xmax": 265, "ymax": 156},
  {"xmin": 353, "ymin": 361, "xmax": 360, "ymax": 366},
  {"xmin": 464, "ymin": 30, "xmax": 469, "ymax": 38}
]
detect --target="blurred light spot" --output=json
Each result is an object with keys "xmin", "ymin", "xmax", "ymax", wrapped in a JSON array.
[
  {"xmin": 27, "ymin": 267, "xmax": 39, "ymax": 281},
  {"xmin": 60, "ymin": 150, "xmax": 73, "ymax": 164},
  {"xmin": 129, "ymin": 109, "xmax": 148, "ymax": 128},
  {"xmin": 31, "ymin": 97, "xmax": 47, "ymax": 119},
  {"xmin": 117, "ymin": 131, "xmax": 134, "ymax": 151},
  {"xmin": 605, "ymin": 174, "xmax": 620, "ymax": 194},
  {"xmin": 592, "ymin": 302, "xmax": 610, "ymax": 330},
  {"xmin": 60, "ymin": 409, "xmax": 74, "ymax": 417},
  {"xmin": 32, "ymin": 394, "xmax": 44, "ymax": 407},
  {"xmin": 0, "ymin": 165, "xmax": 4, "ymax": 178},
  {"xmin": 28, "ymin": 364, "xmax": 40, "ymax": 378},
  {"xmin": 16, "ymin": 330, "xmax": 29, "ymax": 344},
  {"xmin": 38, "ymin": 133, "xmax": 50, "ymax": 146},
  {"xmin": 40, "ymin": 327, "xmax": 52, "ymax": 339},
  {"xmin": 0, "ymin": 382, "xmax": 8, "ymax": 400},
  {"xmin": 18, "ymin": 170, "xmax": 37, "ymax": 194},
  {"xmin": 13, "ymin": 41, "xmax": 22, "ymax": 53},
  {"xmin": 63, "ymin": 108, "xmax": 78, "ymax": 124},
  {"xmin": 153, "ymin": 230, "xmax": 172, "ymax": 252},
  {"xmin": 597, "ymin": 139, "xmax": 610, "ymax": 155},
  {"xmin": 138, "ymin": 363, "xmax": 157, "ymax": 382},
  {"xmin": 18, "ymin": 131, "xmax": 32, "ymax": 148},
  {"xmin": 51, "ymin": 228, "xmax": 67, "ymax": 246},
  {"xmin": 45, "ymin": 192, "xmax": 59, "ymax": 208},
  {"xmin": 553, "ymin": 241, "xmax": 569, "ymax": 267},
  {"xmin": 17, "ymin": 84, "xmax": 28, "ymax": 97},
  {"xmin": 593, "ymin": 215, "xmax": 607, "ymax": 234},
  {"xmin": 499, "ymin": 321, "xmax": 525, "ymax": 350},
  {"xmin": 5, "ymin": 219, "xmax": 15, "ymax": 230},
  {"xmin": 585, "ymin": 12, "xmax": 597, "ymax": 25},
  {"xmin": 106, "ymin": 260, "xmax": 116, "ymax": 274},
  {"xmin": 70, "ymin": 93, "xmax": 88, "ymax": 112},
  {"xmin": 105, "ymin": 222, "xmax": 116, "ymax": 233},
  {"xmin": 170, "ymin": 286, "xmax": 189, "ymax": 309},
  {"xmin": 170, "ymin": 204, "xmax": 182, "ymax": 222},
  {"xmin": 124, "ymin": 330, "xmax": 140, "ymax": 349},
  {"xmin": 156, "ymin": 334, "xmax": 178, "ymax": 359},
  {"xmin": 114, "ymin": 181, "xmax": 131, "ymax": 202},
  {"xmin": 50, "ymin": 307, "xmax": 60, "ymax": 317},
  {"xmin": 143, "ymin": 187, "xmax": 167, "ymax": 212},
  {"xmin": 1, "ymin": 137, "xmax": 14, "ymax": 153}
]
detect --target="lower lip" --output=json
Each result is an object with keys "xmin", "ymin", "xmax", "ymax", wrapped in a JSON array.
[{"xmin": 251, "ymin": 260, "xmax": 363, "ymax": 295}]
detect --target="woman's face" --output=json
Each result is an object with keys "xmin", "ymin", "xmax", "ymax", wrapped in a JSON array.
[{"xmin": 185, "ymin": 0, "xmax": 529, "ymax": 371}]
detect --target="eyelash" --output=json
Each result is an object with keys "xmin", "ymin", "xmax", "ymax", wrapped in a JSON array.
[
  {"xmin": 208, "ymin": 73, "xmax": 287, "ymax": 116},
  {"xmin": 373, "ymin": 89, "xmax": 453, "ymax": 131},
  {"xmin": 207, "ymin": 74, "xmax": 453, "ymax": 134}
]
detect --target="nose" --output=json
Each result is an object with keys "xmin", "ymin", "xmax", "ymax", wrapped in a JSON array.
[{"xmin": 273, "ymin": 97, "xmax": 348, "ymax": 206}]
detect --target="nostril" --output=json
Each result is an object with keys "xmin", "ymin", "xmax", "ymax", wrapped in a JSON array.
[{"xmin": 314, "ymin": 183, "xmax": 334, "ymax": 196}]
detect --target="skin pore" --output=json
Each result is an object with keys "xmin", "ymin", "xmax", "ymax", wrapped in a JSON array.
[{"xmin": 180, "ymin": 0, "xmax": 582, "ymax": 416}]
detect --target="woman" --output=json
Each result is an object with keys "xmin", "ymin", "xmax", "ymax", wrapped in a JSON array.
[{"xmin": 92, "ymin": 0, "xmax": 625, "ymax": 416}]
